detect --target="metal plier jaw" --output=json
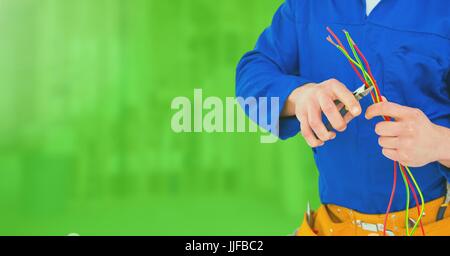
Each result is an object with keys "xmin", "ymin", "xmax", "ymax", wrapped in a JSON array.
[
  {"xmin": 353, "ymin": 84, "xmax": 375, "ymax": 101},
  {"xmin": 324, "ymin": 84, "xmax": 375, "ymax": 132}
]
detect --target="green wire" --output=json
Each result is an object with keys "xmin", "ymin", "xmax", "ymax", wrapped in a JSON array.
[
  {"xmin": 344, "ymin": 31, "xmax": 373, "ymax": 85},
  {"xmin": 330, "ymin": 30, "xmax": 426, "ymax": 236},
  {"xmin": 334, "ymin": 44, "xmax": 375, "ymax": 88},
  {"xmin": 405, "ymin": 166, "xmax": 425, "ymax": 236},
  {"xmin": 330, "ymin": 32, "xmax": 389, "ymax": 105},
  {"xmin": 399, "ymin": 163, "xmax": 411, "ymax": 236}
]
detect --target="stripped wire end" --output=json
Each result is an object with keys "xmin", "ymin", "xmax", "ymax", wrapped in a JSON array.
[
  {"xmin": 326, "ymin": 36, "xmax": 338, "ymax": 47},
  {"xmin": 327, "ymin": 26, "xmax": 344, "ymax": 46}
]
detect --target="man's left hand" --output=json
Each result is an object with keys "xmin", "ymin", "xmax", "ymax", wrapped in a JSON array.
[{"xmin": 365, "ymin": 99, "xmax": 443, "ymax": 167}]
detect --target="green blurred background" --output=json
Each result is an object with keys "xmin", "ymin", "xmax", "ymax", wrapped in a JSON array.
[{"xmin": 0, "ymin": 0, "xmax": 319, "ymax": 236}]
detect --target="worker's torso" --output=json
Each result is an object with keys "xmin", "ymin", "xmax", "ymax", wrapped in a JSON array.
[{"xmin": 291, "ymin": 0, "xmax": 450, "ymax": 213}]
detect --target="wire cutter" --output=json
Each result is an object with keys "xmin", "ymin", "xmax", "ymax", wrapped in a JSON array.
[{"xmin": 324, "ymin": 84, "xmax": 375, "ymax": 131}]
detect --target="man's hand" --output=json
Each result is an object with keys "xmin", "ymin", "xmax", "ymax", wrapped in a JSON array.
[
  {"xmin": 282, "ymin": 79, "xmax": 362, "ymax": 147},
  {"xmin": 366, "ymin": 99, "xmax": 450, "ymax": 168}
]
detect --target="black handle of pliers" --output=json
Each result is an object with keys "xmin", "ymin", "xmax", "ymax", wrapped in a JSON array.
[{"xmin": 324, "ymin": 100, "xmax": 349, "ymax": 131}]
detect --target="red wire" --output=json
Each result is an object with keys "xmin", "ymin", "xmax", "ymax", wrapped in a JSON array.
[
  {"xmin": 350, "ymin": 37, "xmax": 423, "ymax": 236},
  {"xmin": 327, "ymin": 27, "xmax": 381, "ymax": 116},
  {"xmin": 399, "ymin": 164, "xmax": 426, "ymax": 236},
  {"xmin": 383, "ymin": 161, "xmax": 398, "ymax": 236},
  {"xmin": 326, "ymin": 28, "xmax": 425, "ymax": 236},
  {"xmin": 327, "ymin": 27, "xmax": 371, "ymax": 90},
  {"xmin": 384, "ymin": 163, "xmax": 426, "ymax": 236},
  {"xmin": 350, "ymin": 40, "xmax": 391, "ymax": 122},
  {"xmin": 326, "ymin": 27, "xmax": 345, "ymax": 49},
  {"xmin": 352, "ymin": 42, "xmax": 383, "ymax": 101}
]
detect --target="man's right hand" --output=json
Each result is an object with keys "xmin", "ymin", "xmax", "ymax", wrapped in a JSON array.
[{"xmin": 282, "ymin": 79, "xmax": 362, "ymax": 147}]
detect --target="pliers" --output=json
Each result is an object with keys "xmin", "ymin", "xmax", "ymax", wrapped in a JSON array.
[{"xmin": 325, "ymin": 84, "xmax": 375, "ymax": 131}]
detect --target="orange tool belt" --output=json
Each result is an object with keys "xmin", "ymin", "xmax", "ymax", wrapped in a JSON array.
[{"xmin": 296, "ymin": 196, "xmax": 450, "ymax": 236}]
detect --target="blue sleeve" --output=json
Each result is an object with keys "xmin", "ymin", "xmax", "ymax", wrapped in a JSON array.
[{"xmin": 235, "ymin": 0, "xmax": 311, "ymax": 140}]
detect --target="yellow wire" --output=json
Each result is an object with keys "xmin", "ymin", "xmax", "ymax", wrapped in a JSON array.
[
  {"xmin": 399, "ymin": 164, "xmax": 411, "ymax": 236},
  {"xmin": 344, "ymin": 31, "xmax": 372, "ymax": 85},
  {"xmin": 343, "ymin": 31, "xmax": 382, "ymax": 103},
  {"xmin": 333, "ymin": 44, "xmax": 382, "ymax": 101},
  {"xmin": 328, "ymin": 31, "xmax": 426, "ymax": 236},
  {"xmin": 404, "ymin": 166, "xmax": 426, "ymax": 236}
]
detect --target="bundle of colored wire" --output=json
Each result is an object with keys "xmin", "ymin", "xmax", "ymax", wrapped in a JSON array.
[{"xmin": 326, "ymin": 27, "xmax": 426, "ymax": 236}]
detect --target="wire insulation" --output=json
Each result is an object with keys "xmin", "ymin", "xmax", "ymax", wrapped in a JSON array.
[
  {"xmin": 403, "ymin": 165, "xmax": 426, "ymax": 235},
  {"xmin": 399, "ymin": 165, "xmax": 411, "ymax": 235},
  {"xmin": 383, "ymin": 161, "xmax": 398, "ymax": 236},
  {"xmin": 326, "ymin": 27, "xmax": 426, "ymax": 236}
]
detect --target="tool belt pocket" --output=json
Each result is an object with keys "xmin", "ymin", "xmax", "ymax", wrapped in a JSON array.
[
  {"xmin": 421, "ymin": 215, "xmax": 450, "ymax": 236},
  {"xmin": 297, "ymin": 213, "xmax": 318, "ymax": 236},
  {"xmin": 297, "ymin": 203, "xmax": 450, "ymax": 236},
  {"xmin": 297, "ymin": 205, "xmax": 350, "ymax": 236}
]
